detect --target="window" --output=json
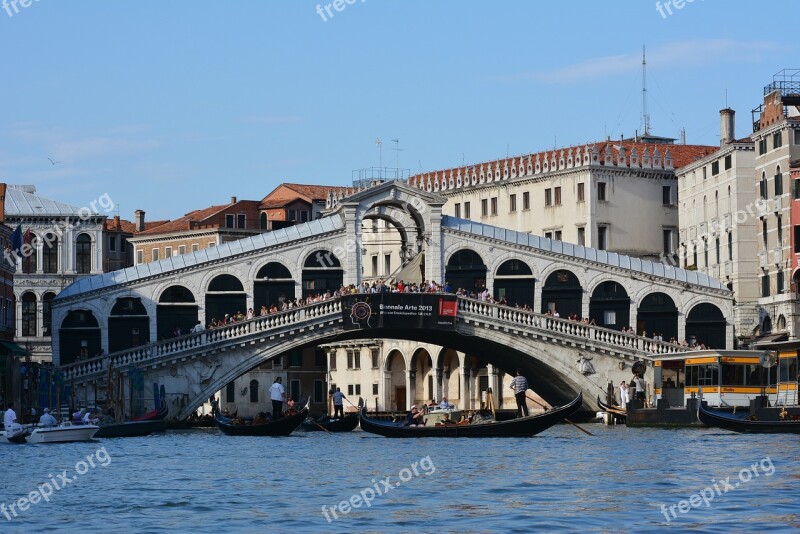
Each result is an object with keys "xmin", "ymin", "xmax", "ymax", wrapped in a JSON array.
[
  {"xmin": 711, "ymin": 161, "xmax": 720, "ymax": 176},
  {"xmin": 554, "ymin": 187, "xmax": 562, "ymax": 205},
  {"xmin": 490, "ymin": 197, "xmax": 497, "ymax": 216},
  {"xmin": 577, "ymin": 227, "xmax": 585, "ymax": 246},
  {"xmin": 192, "ymin": 243, "xmax": 199, "ymax": 252},
  {"xmin": 289, "ymin": 350, "xmax": 302, "ymax": 368},
  {"xmin": 314, "ymin": 380, "xmax": 325, "ymax": 403},
  {"xmin": 663, "ymin": 229, "xmax": 673, "ymax": 256},
  {"xmin": 795, "ymin": 130, "xmax": 800, "ymax": 145},
  {"xmin": 463, "ymin": 202, "xmax": 471, "ymax": 219},
  {"xmin": 522, "ymin": 192, "xmax": 530, "ymax": 210},
  {"xmin": 704, "ymin": 239, "xmax": 709, "ymax": 266},
  {"xmin": 22, "ymin": 235, "xmax": 37, "ymax": 274},
  {"xmin": 760, "ymin": 174, "xmax": 768, "ymax": 199},
  {"xmin": 347, "ymin": 385, "xmax": 354, "ymax": 396},
  {"xmin": 509, "ymin": 194, "xmax": 517, "ymax": 213},
  {"xmin": 384, "ymin": 254, "xmax": 391, "ymax": 276},
  {"xmin": 329, "ymin": 352, "xmax": 337, "ymax": 370},
  {"xmin": 225, "ymin": 214, "xmax": 234, "ymax": 228},
  {"xmin": 288, "ymin": 210, "xmax": 297, "ymax": 222},
  {"xmin": 544, "ymin": 232, "xmax": 552, "ymax": 240},
  {"xmin": 545, "ymin": 189, "xmax": 552, "ymax": 207},
  {"xmin": 152, "ymin": 248, "xmax": 160, "ymax": 262},
  {"xmin": 795, "ymin": 226, "xmax": 800, "ymax": 253},
  {"xmin": 597, "ymin": 226, "xmax": 607, "ymax": 250},
  {"xmin": 597, "ymin": 182, "xmax": 607, "ymax": 201},
  {"xmin": 120, "ymin": 238, "xmax": 126, "ymax": 253},
  {"xmin": 794, "ymin": 179, "xmax": 800, "ymax": 200},
  {"xmin": 208, "ymin": 242, "xmax": 215, "ymax": 248},
  {"xmin": 371, "ymin": 255, "xmax": 378, "ymax": 277},
  {"xmin": 554, "ymin": 230, "xmax": 562, "ymax": 241},
  {"xmin": 773, "ymin": 131, "xmax": 782, "ymax": 150},
  {"xmin": 290, "ymin": 380, "xmax": 300, "ymax": 402},
  {"xmin": 109, "ymin": 236, "xmax": 116, "ymax": 252},
  {"xmin": 226, "ymin": 382, "xmax": 235, "ymax": 403},
  {"xmin": 42, "ymin": 293, "xmax": 55, "ymax": 336},
  {"xmin": 178, "ymin": 245, "xmax": 186, "ymax": 255},
  {"xmin": 454, "ymin": 203, "xmax": 461, "ymax": 218},
  {"xmin": 249, "ymin": 380, "xmax": 259, "ymax": 403},
  {"xmin": 481, "ymin": 199, "xmax": 488, "ymax": 217},
  {"xmin": 301, "ymin": 211, "xmax": 309, "ymax": 222},
  {"xmin": 703, "ymin": 167, "xmax": 707, "ymax": 179},
  {"xmin": 728, "ymin": 232, "xmax": 734, "ymax": 261},
  {"xmin": 763, "ymin": 220, "xmax": 768, "ymax": 249},
  {"xmin": 76, "ymin": 234, "xmax": 92, "ymax": 274},
  {"xmin": 777, "ymin": 215, "xmax": 783, "ymax": 247},
  {"xmin": 577, "ymin": 183, "xmax": 585, "ymax": 202},
  {"xmin": 371, "ymin": 349, "xmax": 379, "ymax": 369},
  {"xmin": 347, "ymin": 350, "xmax": 360, "ymax": 370},
  {"xmin": 777, "ymin": 269, "xmax": 785, "ymax": 293},
  {"xmin": 136, "ymin": 250, "xmax": 143, "ymax": 264},
  {"xmin": 164, "ymin": 247, "xmax": 172, "ymax": 258},
  {"xmin": 315, "ymin": 349, "xmax": 326, "ymax": 367},
  {"xmin": 758, "ymin": 138, "xmax": 767, "ymax": 155},
  {"xmin": 372, "ymin": 383, "xmax": 379, "ymax": 395},
  {"xmin": 775, "ymin": 171, "xmax": 783, "ymax": 196},
  {"xmin": 762, "ymin": 272, "xmax": 770, "ymax": 297},
  {"xmin": 724, "ymin": 154, "xmax": 732, "ymax": 170},
  {"xmin": 237, "ymin": 214, "xmax": 246, "ymax": 228},
  {"xmin": 603, "ymin": 311, "xmax": 616, "ymax": 326},
  {"xmin": 662, "ymin": 186, "xmax": 672, "ymax": 206},
  {"xmin": 43, "ymin": 234, "xmax": 58, "ymax": 273},
  {"xmin": 693, "ymin": 245, "xmax": 698, "ymax": 267},
  {"xmin": 21, "ymin": 292, "xmax": 36, "ymax": 337},
  {"xmin": 715, "ymin": 237, "xmax": 720, "ymax": 264}
]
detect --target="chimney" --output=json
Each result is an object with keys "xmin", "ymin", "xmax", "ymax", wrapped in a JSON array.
[
  {"xmin": 230, "ymin": 196, "xmax": 237, "ymax": 204},
  {"xmin": 135, "ymin": 209, "xmax": 145, "ymax": 232},
  {"xmin": 113, "ymin": 215, "xmax": 120, "ymax": 230},
  {"xmin": 720, "ymin": 108, "xmax": 735, "ymax": 145}
]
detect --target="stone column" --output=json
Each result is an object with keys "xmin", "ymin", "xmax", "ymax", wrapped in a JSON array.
[
  {"xmin": 342, "ymin": 206, "xmax": 362, "ymax": 287},
  {"xmin": 405, "ymin": 369, "xmax": 415, "ymax": 410},
  {"xmin": 425, "ymin": 205, "xmax": 444, "ymax": 283},
  {"xmin": 628, "ymin": 299, "xmax": 638, "ymax": 333},
  {"xmin": 460, "ymin": 367, "xmax": 471, "ymax": 410},
  {"xmin": 435, "ymin": 367, "xmax": 443, "ymax": 403}
]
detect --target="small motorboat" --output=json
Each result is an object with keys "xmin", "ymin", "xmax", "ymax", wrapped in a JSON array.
[
  {"xmin": 28, "ymin": 422, "xmax": 99, "ymax": 443},
  {"xmin": 1, "ymin": 423, "xmax": 30, "ymax": 444}
]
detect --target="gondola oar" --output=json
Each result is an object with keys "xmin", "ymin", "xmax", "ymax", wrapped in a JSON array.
[
  {"xmin": 310, "ymin": 418, "xmax": 334, "ymax": 435},
  {"xmin": 526, "ymin": 394, "xmax": 593, "ymax": 436}
]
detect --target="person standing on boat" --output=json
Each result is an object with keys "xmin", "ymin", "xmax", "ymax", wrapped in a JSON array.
[
  {"xmin": 3, "ymin": 403, "xmax": 16, "ymax": 429},
  {"xmin": 619, "ymin": 381, "xmax": 630, "ymax": 408},
  {"xmin": 269, "ymin": 377, "xmax": 286, "ymax": 419},
  {"xmin": 510, "ymin": 369, "xmax": 529, "ymax": 417},
  {"xmin": 39, "ymin": 408, "xmax": 58, "ymax": 427},
  {"xmin": 331, "ymin": 387, "xmax": 345, "ymax": 419}
]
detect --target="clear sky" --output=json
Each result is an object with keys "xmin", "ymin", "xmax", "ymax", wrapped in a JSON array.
[{"xmin": 0, "ymin": 0, "xmax": 797, "ymax": 220}]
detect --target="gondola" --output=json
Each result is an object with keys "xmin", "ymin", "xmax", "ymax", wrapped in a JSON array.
[
  {"xmin": 597, "ymin": 395, "xmax": 627, "ymax": 417},
  {"xmin": 697, "ymin": 402, "xmax": 800, "ymax": 434},
  {"xmin": 214, "ymin": 399, "xmax": 310, "ymax": 436},
  {"xmin": 302, "ymin": 402, "xmax": 362, "ymax": 433},
  {"xmin": 134, "ymin": 399, "xmax": 169, "ymax": 422},
  {"xmin": 94, "ymin": 419, "xmax": 168, "ymax": 438},
  {"xmin": 359, "ymin": 392, "xmax": 583, "ymax": 438}
]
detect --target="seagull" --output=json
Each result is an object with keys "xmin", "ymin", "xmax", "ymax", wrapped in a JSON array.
[{"xmin": 47, "ymin": 158, "xmax": 60, "ymax": 165}]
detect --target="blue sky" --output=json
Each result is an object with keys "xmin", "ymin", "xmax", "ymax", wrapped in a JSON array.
[{"xmin": 0, "ymin": 0, "xmax": 796, "ymax": 220}]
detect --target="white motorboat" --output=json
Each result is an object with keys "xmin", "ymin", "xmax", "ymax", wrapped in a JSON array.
[
  {"xmin": 27, "ymin": 422, "xmax": 99, "ymax": 443},
  {"xmin": 1, "ymin": 423, "xmax": 30, "ymax": 444}
]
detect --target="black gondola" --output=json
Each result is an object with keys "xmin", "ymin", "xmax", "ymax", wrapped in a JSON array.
[
  {"xmin": 359, "ymin": 392, "xmax": 583, "ymax": 438},
  {"xmin": 94, "ymin": 419, "xmax": 168, "ymax": 438},
  {"xmin": 302, "ymin": 412, "xmax": 360, "ymax": 432},
  {"xmin": 597, "ymin": 395, "xmax": 627, "ymax": 416},
  {"xmin": 214, "ymin": 399, "xmax": 310, "ymax": 436},
  {"xmin": 698, "ymin": 402, "xmax": 800, "ymax": 434}
]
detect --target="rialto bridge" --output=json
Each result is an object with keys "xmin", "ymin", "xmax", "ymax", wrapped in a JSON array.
[{"xmin": 51, "ymin": 181, "xmax": 733, "ymax": 419}]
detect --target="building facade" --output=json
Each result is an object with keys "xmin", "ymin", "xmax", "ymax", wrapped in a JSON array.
[
  {"xmin": 677, "ymin": 109, "xmax": 759, "ymax": 346},
  {"xmin": 409, "ymin": 138, "xmax": 717, "ymax": 263}
]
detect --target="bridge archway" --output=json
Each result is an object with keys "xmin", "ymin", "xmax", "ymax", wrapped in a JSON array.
[
  {"xmin": 108, "ymin": 297, "xmax": 149, "ymax": 353},
  {"xmin": 385, "ymin": 349, "xmax": 407, "ymax": 410},
  {"xmin": 541, "ymin": 269, "xmax": 582, "ymax": 318},
  {"xmin": 254, "ymin": 262, "xmax": 294, "ymax": 312},
  {"xmin": 446, "ymin": 249, "xmax": 487, "ymax": 293},
  {"xmin": 494, "ymin": 259, "xmax": 535, "ymax": 307},
  {"xmin": 589, "ymin": 281, "xmax": 630, "ymax": 329},
  {"xmin": 302, "ymin": 250, "xmax": 343, "ymax": 298},
  {"xmin": 206, "ymin": 274, "xmax": 246, "ymax": 324},
  {"xmin": 411, "ymin": 347, "xmax": 434, "ymax": 406},
  {"xmin": 157, "ymin": 285, "xmax": 198, "ymax": 339},
  {"xmin": 637, "ymin": 292, "xmax": 678, "ymax": 340},
  {"xmin": 685, "ymin": 303, "xmax": 726, "ymax": 348},
  {"xmin": 59, "ymin": 310, "xmax": 101, "ymax": 365}
]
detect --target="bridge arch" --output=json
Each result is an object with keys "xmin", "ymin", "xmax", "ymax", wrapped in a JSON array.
[
  {"xmin": 588, "ymin": 281, "xmax": 630, "ymax": 329},
  {"xmin": 59, "ymin": 309, "xmax": 102, "ymax": 365},
  {"xmin": 492, "ymin": 257, "xmax": 536, "ymax": 307},
  {"xmin": 253, "ymin": 261, "xmax": 295, "ymax": 311},
  {"xmin": 540, "ymin": 268, "xmax": 583, "ymax": 318},
  {"xmin": 445, "ymin": 248, "xmax": 487, "ymax": 293},
  {"xmin": 205, "ymin": 274, "xmax": 247, "ymax": 323},
  {"xmin": 636, "ymin": 292, "xmax": 679, "ymax": 340},
  {"xmin": 410, "ymin": 347, "xmax": 435, "ymax": 405},
  {"xmin": 157, "ymin": 285, "xmax": 199, "ymax": 339},
  {"xmin": 385, "ymin": 348, "xmax": 408, "ymax": 411},
  {"xmin": 302, "ymin": 249, "xmax": 344, "ymax": 298},
  {"xmin": 108, "ymin": 297, "xmax": 150, "ymax": 353},
  {"xmin": 685, "ymin": 302, "xmax": 726, "ymax": 349}
]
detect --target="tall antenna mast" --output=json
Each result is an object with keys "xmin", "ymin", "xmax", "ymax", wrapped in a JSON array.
[{"xmin": 642, "ymin": 45, "xmax": 650, "ymax": 136}]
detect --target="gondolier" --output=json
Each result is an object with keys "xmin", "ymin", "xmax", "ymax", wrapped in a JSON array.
[
  {"xmin": 332, "ymin": 387, "xmax": 345, "ymax": 419},
  {"xmin": 510, "ymin": 369, "xmax": 529, "ymax": 417},
  {"xmin": 270, "ymin": 377, "xmax": 287, "ymax": 419}
]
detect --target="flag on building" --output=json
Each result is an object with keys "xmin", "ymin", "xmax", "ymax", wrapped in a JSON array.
[{"xmin": 10, "ymin": 224, "xmax": 22, "ymax": 254}]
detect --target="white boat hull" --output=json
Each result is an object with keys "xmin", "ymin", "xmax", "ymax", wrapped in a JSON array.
[{"xmin": 28, "ymin": 424, "xmax": 99, "ymax": 443}]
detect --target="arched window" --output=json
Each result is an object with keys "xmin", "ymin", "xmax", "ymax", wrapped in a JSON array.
[
  {"xmin": 260, "ymin": 212, "xmax": 268, "ymax": 230},
  {"xmin": 43, "ymin": 233, "xmax": 58, "ymax": 274},
  {"xmin": 42, "ymin": 292, "xmax": 56, "ymax": 336},
  {"xmin": 249, "ymin": 379, "xmax": 259, "ymax": 403},
  {"xmin": 714, "ymin": 190, "xmax": 719, "ymax": 218},
  {"xmin": 76, "ymin": 234, "xmax": 92, "ymax": 274},
  {"xmin": 22, "ymin": 234, "xmax": 37, "ymax": 274},
  {"xmin": 21, "ymin": 292, "xmax": 37, "ymax": 337}
]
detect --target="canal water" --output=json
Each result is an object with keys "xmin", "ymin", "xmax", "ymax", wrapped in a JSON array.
[{"xmin": 1, "ymin": 423, "xmax": 797, "ymax": 532}]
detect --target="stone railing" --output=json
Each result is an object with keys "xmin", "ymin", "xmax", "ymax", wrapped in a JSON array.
[
  {"xmin": 457, "ymin": 298, "xmax": 685, "ymax": 357},
  {"xmin": 60, "ymin": 299, "xmax": 343, "ymax": 382}
]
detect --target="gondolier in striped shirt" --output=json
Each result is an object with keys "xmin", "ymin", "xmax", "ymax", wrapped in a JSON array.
[{"xmin": 510, "ymin": 369, "xmax": 529, "ymax": 417}]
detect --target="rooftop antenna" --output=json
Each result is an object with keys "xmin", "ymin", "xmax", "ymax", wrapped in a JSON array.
[
  {"xmin": 375, "ymin": 138, "xmax": 383, "ymax": 170},
  {"xmin": 642, "ymin": 45, "xmax": 650, "ymax": 135},
  {"xmin": 391, "ymin": 138, "xmax": 402, "ymax": 179}
]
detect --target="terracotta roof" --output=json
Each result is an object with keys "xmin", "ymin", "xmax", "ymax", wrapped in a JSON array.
[
  {"xmin": 734, "ymin": 136, "xmax": 753, "ymax": 143},
  {"xmin": 136, "ymin": 203, "xmax": 231, "ymax": 236},
  {"xmin": 408, "ymin": 140, "xmax": 718, "ymax": 187},
  {"xmin": 144, "ymin": 220, "xmax": 170, "ymax": 231},
  {"xmin": 260, "ymin": 198, "xmax": 310, "ymax": 209},
  {"xmin": 261, "ymin": 183, "xmax": 348, "ymax": 204},
  {"xmin": 103, "ymin": 218, "xmax": 137, "ymax": 233}
]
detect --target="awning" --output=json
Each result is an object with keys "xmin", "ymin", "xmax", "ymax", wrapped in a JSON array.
[{"xmin": 0, "ymin": 340, "xmax": 28, "ymax": 356}]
